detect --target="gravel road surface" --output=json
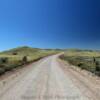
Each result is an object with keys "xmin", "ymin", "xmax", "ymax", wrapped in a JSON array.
[{"xmin": 0, "ymin": 54, "xmax": 99, "ymax": 100}]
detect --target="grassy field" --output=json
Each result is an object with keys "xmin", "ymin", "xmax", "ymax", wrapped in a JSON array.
[
  {"xmin": 60, "ymin": 49, "xmax": 100, "ymax": 76},
  {"xmin": 0, "ymin": 46, "xmax": 59, "ymax": 75}
]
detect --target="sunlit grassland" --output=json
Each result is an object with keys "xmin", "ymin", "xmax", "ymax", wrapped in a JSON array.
[
  {"xmin": 0, "ymin": 47, "xmax": 58, "ymax": 63},
  {"xmin": 0, "ymin": 46, "xmax": 59, "ymax": 75},
  {"xmin": 61, "ymin": 49, "xmax": 100, "ymax": 76}
]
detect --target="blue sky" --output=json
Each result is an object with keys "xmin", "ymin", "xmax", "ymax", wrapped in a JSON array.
[{"xmin": 0, "ymin": 0, "xmax": 100, "ymax": 51}]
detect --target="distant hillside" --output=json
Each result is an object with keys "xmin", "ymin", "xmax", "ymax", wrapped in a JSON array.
[
  {"xmin": 0, "ymin": 46, "xmax": 41, "ymax": 56},
  {"xmin": 0, "ymin": 46, "xmax": 59, "ymax": 75},
  {"xmin": 0, "ymin": 46, "xmax": 59, "ymax": 65},
  {"xmin": 64, "ymin": 48, "xmax": 98, "ymax": 52}
]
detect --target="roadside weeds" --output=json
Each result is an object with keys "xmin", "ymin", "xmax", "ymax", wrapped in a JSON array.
[{"xmin": 58, "ymin": 58, "xmax": 100, "ymax": 100}]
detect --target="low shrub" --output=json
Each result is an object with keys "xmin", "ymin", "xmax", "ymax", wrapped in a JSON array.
[
  {"xmin": 22, "ymin": 56, "xmax": 28, "ymax": 64},
  {"xmin": 0, "ymin": 68, "xmax": 5, "ymax": 75},
  {"xmin": 0, "ymin": 57, "xmax": 8, "ymax": 64},
  {"xmin": 4, "ymin": 65, "xmax": 15, "ymax": 71}
]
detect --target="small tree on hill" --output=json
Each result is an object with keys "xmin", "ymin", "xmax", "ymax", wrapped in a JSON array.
[{"xmin": 12, "ymin": 52, "xmax": 18, "ymax": 55}]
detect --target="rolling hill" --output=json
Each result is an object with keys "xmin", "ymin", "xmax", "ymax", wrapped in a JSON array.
[{"xmin": 0, "ymin": 46, "xmax": 58, "ymax": 75}]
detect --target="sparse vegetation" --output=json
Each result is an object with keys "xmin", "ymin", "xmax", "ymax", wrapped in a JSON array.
[
  {"xmin": 0, "ymin": 46, "xmax": 59, "ymax": 75},
  {"xmin": 60, "ymin": 49, "xmax": 100, "ymax": 76}
]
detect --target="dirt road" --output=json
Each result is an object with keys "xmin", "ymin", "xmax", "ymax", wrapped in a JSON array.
[{"xmin": 0, "ymin": 54, "xmax": 99, "ymax": 100}]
